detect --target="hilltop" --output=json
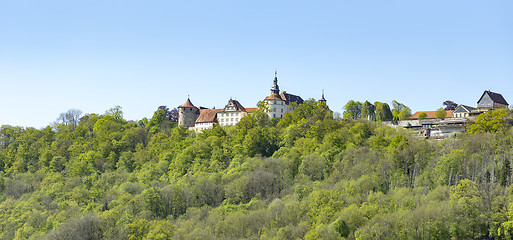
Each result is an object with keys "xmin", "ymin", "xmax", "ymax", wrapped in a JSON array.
[{"xmin": 0, "ymin": 101, "xmax": 512, "ymax": 239}]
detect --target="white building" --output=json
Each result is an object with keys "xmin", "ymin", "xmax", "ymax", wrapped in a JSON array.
[
  {"xmin": 263, "ymin": 72, "xmax": 304, "ymax": 119},
  {"xmin": 217, "ymin": 98, "xmax": 257, "ymax": 127},
  {"xmin": 178, "ymin": 72, "xmax": 314, "ymax": 131},
  {"xmin": 180, "ymin": 98, "xmax": 257, "ymax": 132}
]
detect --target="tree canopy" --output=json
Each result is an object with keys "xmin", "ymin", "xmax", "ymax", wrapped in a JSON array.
[{"xmin": 0, "ymin": 103, "xmax": 512, "ymax": 239}]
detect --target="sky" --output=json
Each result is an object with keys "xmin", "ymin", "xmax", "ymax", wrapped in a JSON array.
[{"xmin": 1, "ymin": 0, "xmax": 512, "ymax": 128}]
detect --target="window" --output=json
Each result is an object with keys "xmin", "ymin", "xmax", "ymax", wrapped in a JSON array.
[
  {"xmin": 281, "ymin": 109, "xmax": 283, "ymax": 113},
  {"xmin": 231, "ymin": 118, "xmax": 233, "ymax": 122},
  {"xmin": 273, "ymin": 114, "xmax": 276, "ymax": 118},
  {"xmin": 273, "ymin": 101, "xmax": 276, "ymax": 104},
  {"xmin": 273, "ymin": 108, "xmax": 276, "ymax": 112}
]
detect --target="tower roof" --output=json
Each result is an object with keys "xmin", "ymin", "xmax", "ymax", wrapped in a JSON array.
[
  {"xmin": 319, "ymin": 90, "xmax": 326, "ymax": 103},
  {"xmin": 270, "ymin": 71, "xmax": 280, "ymax": 96},
  {"xmin": 179, "ymin": 98, "xmax": 197, "ymax": 108}
]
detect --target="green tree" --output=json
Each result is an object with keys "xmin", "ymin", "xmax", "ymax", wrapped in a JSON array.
[
  {"xmin": 127, "ymin": 219, "xmax": 150, "ymax": 240},
  {"xmin": 332, "ymin": 217, "xmax": 350, "ymax": 238},
  {"xmin": 468, "ymin": 109, "xmax": 512, "ymax": 133},
  {"xmin": 146, "ymin": 220, "xmax": 175, "ymax": 240},
  {"xmin": 434, "ymin": 108, "xmax": 447, "ymax": 120},
  {"xmin": 343, "ymin": 100, "xmax": 363, "ymax": 120},
  {"xmin": 374, "ymin": 102, "xmax": 393, "ymax": 121},
  {"xmin": 361, "ymin": 101, "xmax": 375, "ymax": 121},
  {"xmin": 418, "ymin": 112, "xmax": 427, "ymax": 119},
  {"xmin": 391, "ymin": 100, "xmax": 412, "ymax": 120}
]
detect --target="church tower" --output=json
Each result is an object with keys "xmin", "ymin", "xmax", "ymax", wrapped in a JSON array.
[
  {"xmin": 178, "ymin": 97, "xmax": 200, "ymax": 128},
  {"xmin": 319, "ymin": 90, "xmax": 327, "ymax": 104},
  {"xmin": 263, "ymin": 71, "xmax": 287, "ymax": 119},
  {"xmin": 270, "ymin": 71, "xmax": 280, "ymax": 96}
]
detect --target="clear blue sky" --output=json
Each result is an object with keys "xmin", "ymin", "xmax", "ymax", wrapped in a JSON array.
[{"xmin": 1, "ymin": 0, "xmax": 512, "ymax": 128}]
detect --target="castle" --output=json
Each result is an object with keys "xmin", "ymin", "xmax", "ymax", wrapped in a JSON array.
[{"xmin": 178, "ymin": 72, "xmax": 321, "ymax": 132}]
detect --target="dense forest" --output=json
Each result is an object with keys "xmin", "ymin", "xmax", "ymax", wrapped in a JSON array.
[{"xmin": 1, "ymin": 100, "xmax": 513, "ymax": 239}]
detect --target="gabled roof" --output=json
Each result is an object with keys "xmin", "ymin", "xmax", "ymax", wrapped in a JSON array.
[
  {"xmin": 454, "ymin": 105, "xmax": 475, "ymax": 113},
  {"xmin": 231, "ymin": 99, "xmax": 247, "ymax": 112},
  {"xmin": 179, "ymin": 98, "xmax": 197, "ymax": 108},
  {"xmin": 411, "ymin": 110, "xmax": 454, "ymax": 119},
  {"xmin": 478, "ymin": 90, "xmax": 509, "ymax": 105},
  {"xmin": 280, "ymin": 91, "xmax": 304, "ymax": 104},
  {"xmin": 195, "ymin": 109, "xmax": 223, "ymax": 123}
]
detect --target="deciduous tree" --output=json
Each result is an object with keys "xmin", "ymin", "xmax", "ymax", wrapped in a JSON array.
[{"xmin": 343, "ymin": 100, "xmax": 363, "ymax": 120}]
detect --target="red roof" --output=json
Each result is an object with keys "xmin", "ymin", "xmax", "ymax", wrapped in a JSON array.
[
  {"xmin": 246, "ymin": 108, "xmax": 258, "ymax": 113},
  {"xmin": 179, "ymin": 98, "xmax": 197, "ymax": 108},
  {"xmin": 264, "ymin": 94, "xmax": 284, "ymax": 101},
  {"xmin": 263, "ymin": 92, "xmax": 304, "ymax": 104},
  {"xmin": 196, "ymin": 108, "xmax": 224, "ymax": 123},
  {"xmin": 411, "ymin": 110, "xmax": 453, "ymax": 119}
]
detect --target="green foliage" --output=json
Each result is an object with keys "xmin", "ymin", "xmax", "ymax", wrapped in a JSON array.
[
  {"xmin": 435, "ymin": 107, "xmax": 447, "ymax": 119},
  {"xmin": 392, "ymin": 100, "xmax": 412, "ymax": 120},
  {"xmin": 361, "ymin": 100, "xmax": 375, "ymax": 121},
  {"xmin": 468, "ymin": 108, "xmax": 512, "ymax": 133},
  {"xmin": 374, "ymin": 102, "xmax": 393, "ymax": 121},
  {"xmin": 343, "ymin": 100, "xmax": 363, "ymax": 120},
  {"xmin": 418, "ymin": 112, "xmax": 427, "ymax": 119},
  {"xmin": 0, "ymin": 104, "xmax": 512, "ymax": 239}
]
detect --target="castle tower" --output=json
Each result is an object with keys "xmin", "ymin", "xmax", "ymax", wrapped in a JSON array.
[
  {"xmin": 319, "ymin": 90, "xmax": 327, "ymax": 104},
  {"xmin": 178, "ymin": 97, "xmax": 200, "ymax": 128},
  {"xmin": 270, "ymin": 71, "xmax": 280, "ymax": 96},
  {"xmin": 263, "ymin": 71, "xmax": 287, "ymax": 119}
]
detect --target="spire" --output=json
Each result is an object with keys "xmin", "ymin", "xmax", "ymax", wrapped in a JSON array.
[
  {"xmin": 270, "ymin": 71, "xmax": 280, "ymax": 96},
  {"xmin": 319, "ymin": 89, "xmax": 327, "ymax": 104}
]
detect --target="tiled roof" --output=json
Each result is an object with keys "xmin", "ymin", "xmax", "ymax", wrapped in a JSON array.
[
  {"xmin": 411, "ymin": 110, "xmax": 454, "ymax": 119},
  {"xmin": 264, "ymin": 94, "xmax": 284, "ymax": 101},
  {"xmin": 195, "ymin": 108, "xmax": 223, "ymax": 123},
  {"xmin": 280, "ymin": 92, "xmax": 304, "ymax": 104},
  {"xmin": 478, "ymin": 90, "xmax": 509, "ymax": 105},
  {"xmin": 246, "ymin": 108, "xmax": 258, "ymax": 113},
  {"xmin": 179, "ymin": 98, "xmax": 197, "ymax": 108}
]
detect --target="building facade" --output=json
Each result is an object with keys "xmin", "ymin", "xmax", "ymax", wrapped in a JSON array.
[
  {"xmin": 477, "ymin": 90, "xmax": 509, "ymax": 109},
  {"xmin": 453, "ymin": 105, "xmax": 475, "ymax": 118},
  {"xmin": 178, "ymin": 72, "xmax": 314, "ymax": 131},
  {"xmin": 263, "ymin": 72, "xmax": 304, "ymax": 119},
  {"xmin": 218, "ymin": 98, "xmax": 257, "ymax": 127}
]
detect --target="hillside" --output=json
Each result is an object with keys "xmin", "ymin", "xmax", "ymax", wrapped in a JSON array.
[{"xmin": 1, "ymin": 101, "xmax": 513, "ymax": 239}]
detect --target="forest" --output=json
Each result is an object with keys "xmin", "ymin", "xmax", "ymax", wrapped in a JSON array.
[{"xmin": 1, "ymin": 100, "xmax": 513, "ymax": 239}]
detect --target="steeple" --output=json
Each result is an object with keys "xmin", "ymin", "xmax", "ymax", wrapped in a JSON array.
[
  {"xmin": 270, "ymin": 71, "xmax": 280, "ymax": 96},
  {"xmin": 319, "ymin": 90, "xmax": 327, "ymax": 104}
]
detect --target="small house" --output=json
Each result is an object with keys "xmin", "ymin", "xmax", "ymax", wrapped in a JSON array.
[
  {"xmin": 453, "ymin": 105, "xmax": 475, "ymax": 118},
  {"xmin": 477, "ymin": 90, "xmax": 509, "ymax": 109}
]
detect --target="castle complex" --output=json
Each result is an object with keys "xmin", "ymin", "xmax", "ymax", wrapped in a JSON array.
[{"xmin": 178, "ymin": 72, "xmax": 318, "ymax": 132}]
